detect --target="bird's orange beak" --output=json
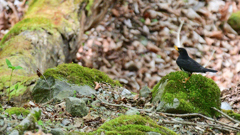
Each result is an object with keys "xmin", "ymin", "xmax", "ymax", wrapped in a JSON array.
[{"xmin": 174, "ymin": 46, "xmax": 179, "ymax": 51}]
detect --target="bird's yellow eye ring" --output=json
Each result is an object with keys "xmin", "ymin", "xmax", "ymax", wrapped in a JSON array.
[{"xmin": 174, "ymin": 46, "xmax": 179, "ymax": 51}]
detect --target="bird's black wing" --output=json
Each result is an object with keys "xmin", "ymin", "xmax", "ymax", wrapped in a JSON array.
[{"xmin": 176, "ymin": 58, "xmax": 205, "ymax": 73}]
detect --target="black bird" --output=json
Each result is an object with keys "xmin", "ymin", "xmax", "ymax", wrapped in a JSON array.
[{"xmin": 175, "ymin": 46, "xmax": 217, "ymax": 83}]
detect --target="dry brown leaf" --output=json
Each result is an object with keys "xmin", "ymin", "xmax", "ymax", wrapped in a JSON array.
[
  {"xmin": 205, "ymin": 37, "xmax": 214, "ymax": 45},
  {"xmin": 208, "ymin": 31, "xmax": 223, "ymax": 39},
  {"xmin": 83, "ymin": 111, "xmax": 94, "ymax": 121},
  {"xmin": 133, "ymin": 94, "xmax": 139, "ymax": 100},
  {"xmin": 94, "ymin": 82, "xmax": 100, "ymax": 90},
  {"xmin": 111, "ymin": 8, "xmax": 120, "ymax": 17},
  {"xmin": 219, "ymin": 2, "xmax": 231, "ymax": 21}
]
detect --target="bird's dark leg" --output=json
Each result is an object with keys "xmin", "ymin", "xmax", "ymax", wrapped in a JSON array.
[{"xmin": 183, "ymin": 73, "xmax": 192, "ymax": 83}]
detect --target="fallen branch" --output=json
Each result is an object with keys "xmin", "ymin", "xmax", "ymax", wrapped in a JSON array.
[
  {"xmin": 162, "ymin": 112, "xmax": 240, "ymax": 131},
  {"xmin": 161, "ymin": 119, "xmax": 237, "ymax": 133},
  {"xmin": 0, "ymin": 118, "xmax": 7, "ymax": 132},
  {"xmin": 93, "ymin": 93, "xmax": 154, "ymax": 113},
  {"xmin": 211, "ymin": 107, "xmax": 240, "ymax": 124}
]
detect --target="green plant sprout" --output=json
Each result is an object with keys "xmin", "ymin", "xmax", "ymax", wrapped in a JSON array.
[
  {"xmin": 73, "ymin": 90, "xmax": 77, "ymax": 97},
  {"xmin": 6, "ymin": 59, "xmax": 23, "ymax": 102}
]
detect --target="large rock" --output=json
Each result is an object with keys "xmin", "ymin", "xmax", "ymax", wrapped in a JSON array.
[
  {"xmin": 152, "ymin": 71, "xmax": 221, "ymax": 117},
  {"xmin": 32, "ymin": 63, "xmax": 120, "ymax": 103},
  {"xmin": 32, "ymin": 76, "xmax": 97, "ymax": 103}
]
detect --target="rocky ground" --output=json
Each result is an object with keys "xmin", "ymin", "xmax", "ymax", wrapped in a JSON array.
[{"xmin": 1, "ymin": 82, "xmax": 240, "ymax": 134}]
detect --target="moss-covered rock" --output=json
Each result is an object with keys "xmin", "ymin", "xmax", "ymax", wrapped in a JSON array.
[
  {"xmin": 89, "ymin": 115, "xmax": 176, "ymax": 135},
  {"xmin": 43, "ymin": 63, "xmax": 120, "ymax": 87},
  {"xmin": 228, "ymin": 11, "xmax": 240, "ymax": 34},
  {"xmin": 152, "ymin": 71, "xmax": 221, "ymax": 117},
  {"xmin": 32, "ymin": 63, "xmax": 120, "ymax": 103},
  {"xmin": 5, "ymin": 107, "xmax": 30, "ymax": 116}
]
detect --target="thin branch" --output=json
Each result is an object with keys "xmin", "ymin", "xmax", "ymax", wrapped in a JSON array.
[
  {"xmin": 0, "ymin": 118, "xmax": 7, "ymax": 132},
  {"xmin": 162, "ymin": 112, "xmax": 240, "ymax": 131},
  {"xmin": 161, "ymin": 120, "xmax": 237, "ymax": 132},
  {"xmin": 93, "ymin": 93, "xmax": 154, "ymax": 112},
  {"xmin": 211, "ymin": 107, "xmax": 240, "ymax": 124}
]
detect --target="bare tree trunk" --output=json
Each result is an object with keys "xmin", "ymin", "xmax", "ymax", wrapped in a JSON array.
[{"xmin": 0, "ymin": 0, "xmax": 115, "ymax": 100}]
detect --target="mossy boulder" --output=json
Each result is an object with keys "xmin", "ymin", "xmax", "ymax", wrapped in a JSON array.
[
  {"xmin": 228, "ymin": 11, "xmax": 240, "ymax": 34},
  {"xmin": 5, "ymin": 107, "xmax": 30, "ymax": 116},
  {"xmin": 32, "ymin": 63, "xmax": 120, "ymax": 103},
  {"xmin": 91, "ymin": 115, "xmax": 176, "ymax": 135},
  {"xmin": 152, "ymin": 71, "xmax": 221, "ymax": 117}
]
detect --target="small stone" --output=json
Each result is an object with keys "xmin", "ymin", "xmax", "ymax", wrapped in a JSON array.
[
  {"xmin": 140, "ymin": 86, "xmax": 151, "ymax": 98},
  {"xmin": 65, "ymin": 97, "xmax": 88, "ymax": 117},
  {"xmin": 125, "ymin": 61, "xmax": 139, "ymax": 71},
  {"xmin": 221, "ymin": 102, "xmax": 232, "ymax": 110},
  {"xmin": 125, "ymin": 109, "xmax": 140, "ymax": 115},
  {"xmin": 62, "ymin": 119, "xmax": 70, "ymax": 126},
  {"xmin": 147, "ymin": 132, "xmax": 161, "ymax": 135},
  {"xmin": 9, "ymin": 130, "xmax": 19, "ymax": 135},
  {"xmin": 121, "ymin": 88, "xmax": 132, "ymax": 96},
  {"xmin": 145, "ymin": 18, "xmax": 151, "ymax": 25},
  {"xmin": 51, "ymin": 128, "xmax": 65, "ymax": 135}
]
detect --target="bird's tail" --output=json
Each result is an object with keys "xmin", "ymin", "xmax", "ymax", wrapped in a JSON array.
[{"xmin": 204, "ymin": 68, "xmax": 217, "ymax": 73}]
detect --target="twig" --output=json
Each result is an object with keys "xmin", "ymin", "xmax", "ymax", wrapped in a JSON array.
[
  {"xmin": 161, "ymin": 120, "xmax": 237, "ymax": 132},
  {"xmin": 176, "ymin": 19, "xmax": 184, "ymax": 48},
  {"xmin": 162, "ymin": 113, "xmax": 214, "ymax": 120},
  {"xmin": 162, "ymin": 112, "xmax": 240, "ymax": 131},
  {"xmin": 203, "ymin": 50, "xmax": 215, "ymax": 68},
  {"xmin": 0, "ymin": 118, "xmax": 7, "ymax": 132},
  {"xmin": 211, "ymin": 107, "xmax": 240, "ymax": 124},
  {"xmin": 93, "ymin": 93, "xmax": 154, "ymax": 112},
  {"xmin": 41, "ymin": 98, "xmax": 54, "ymax": 106}
]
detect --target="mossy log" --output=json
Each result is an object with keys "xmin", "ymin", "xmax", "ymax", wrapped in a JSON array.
[{"xmin": 0, "ymin": 0, "xmax": 115, "ymax": 98}]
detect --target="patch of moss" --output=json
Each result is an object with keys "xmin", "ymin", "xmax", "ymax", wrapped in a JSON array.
[
  {"xmin": 0, "ymin": 35, "xmax": 32, "ymax": 57},
  {"xmin": 91, "ymin": 115, "xmax": 176, "ymax": 135},
  {"xmin": 0, "ymin": 17, "xmax": 55, "ymax": 45},
  {"xmin": 152, "ymin": 71, "xmax": 221, "ymax": 117},
  {"xmin": 5, "ymin": 107, "xmax": 30, "ymax": 116},
  {"xmin": 14, "ymin": 109, "xmax": 41, "ymax": 135},
  {"xmin": 43, "ymin": 63, "xmax": 121, "ymax": 87},
  {"xmin": 0, "ymin": 104, "xmax": 3, "ymax": 113},
  {"xmin": 222, "ymin": 110, "xmax": 240, "ymax": 121},
  {"xmin": 86, "ymin": 0, "xmax": 94, "ymax": 16},
  {"xmin": 228, "ymin": 11, "xmax": 240, "ymax": 34}
]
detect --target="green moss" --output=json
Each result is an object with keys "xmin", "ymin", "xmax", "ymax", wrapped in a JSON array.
[
  {"xmin": 91, "ymin": 115, "xmax": 176, "ymax": 135},
  {"xmin": 222, "ymin": 110, "xmax": 240, "ymax": 121},
  {"xmin": 152, "ymin": 71, "xmax": 221, "ymax": 117},
  {"xmin": 86, "ymin": 0, "xmax": 94, "ymax": 16},
  {"xmin": 5, "ymin": 107, "xmax": 30, "ymax": 116},
  {"xmin": 228, "ymin": 11, "xmax": 240, "ymax": 34},
  {"xmin": 0, "ymin": 17, "xmax": 54, "ymax": 45},
  {"xmin": 0, "ymin": 104, "xmax": 3, "ymax": 113},
  {"xmin": 0, "ymin": 35, "xmax": 32, "ymax": 57},
  {"xmin": 43, "ymin": 63, "xmax": 121, "ymax": 87}
]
